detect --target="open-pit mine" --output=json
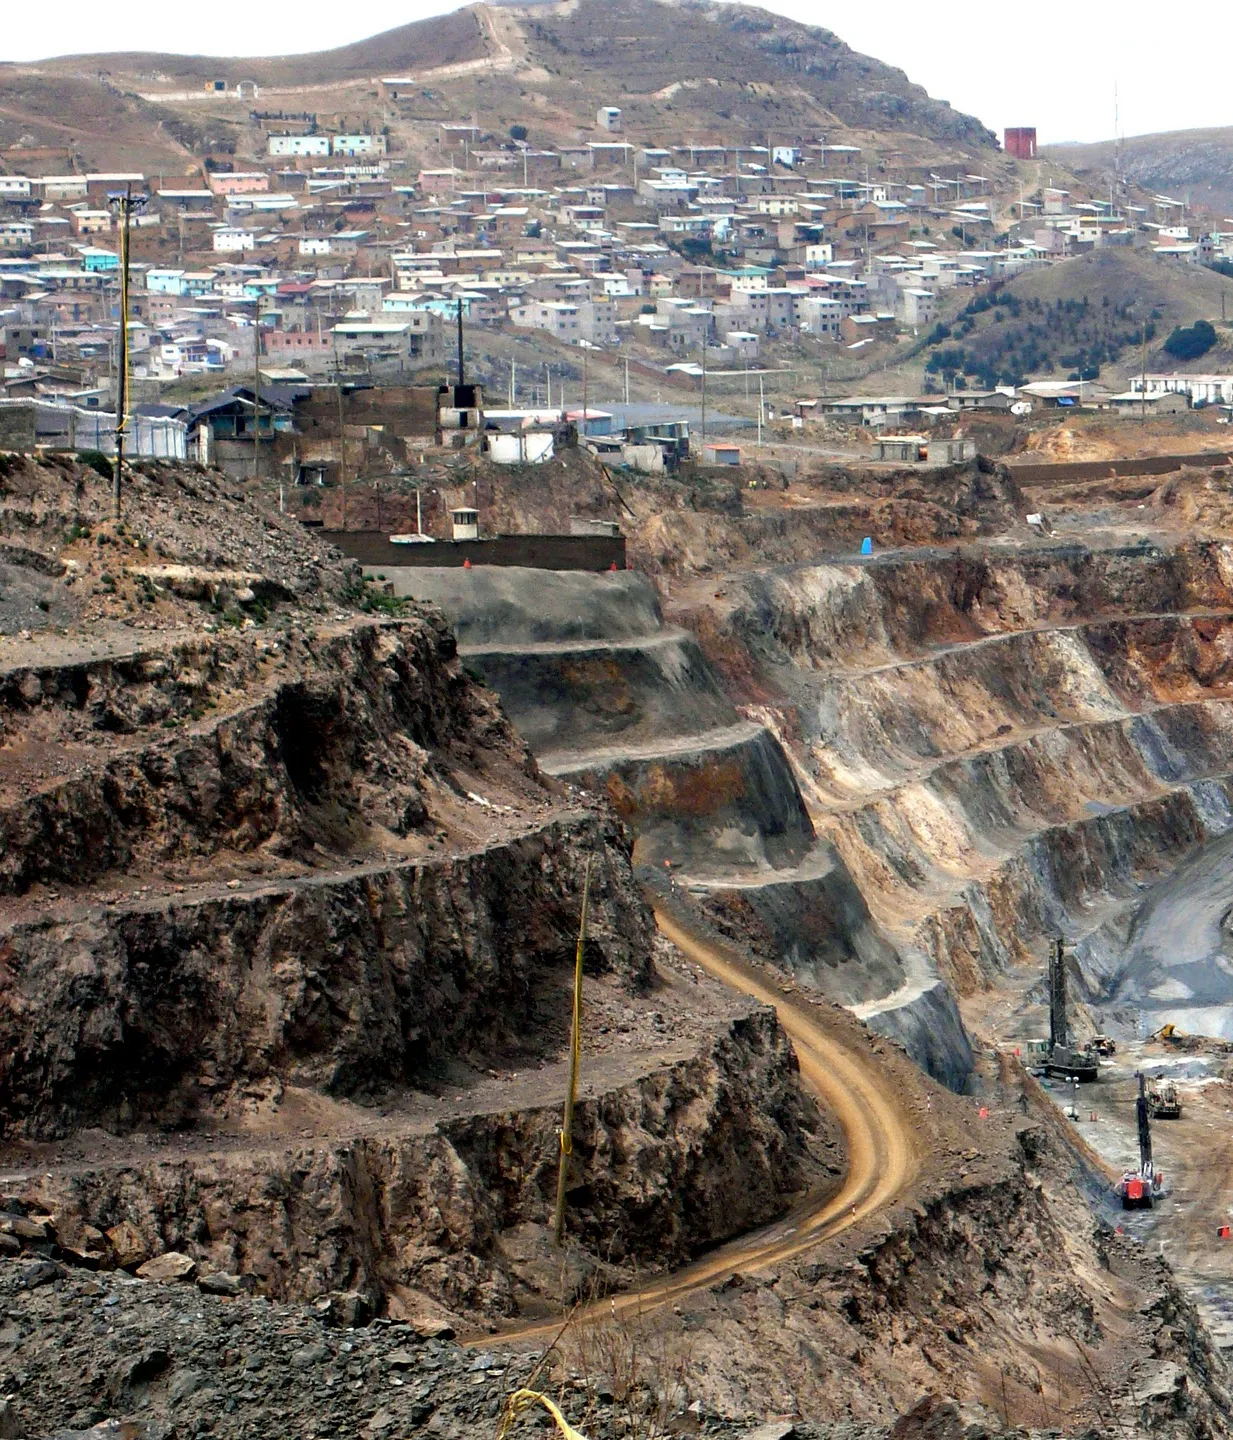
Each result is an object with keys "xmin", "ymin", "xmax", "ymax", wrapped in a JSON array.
[{"xmin": 6, "ymin": 449, "xmax": 1233, "ymax": 1440}]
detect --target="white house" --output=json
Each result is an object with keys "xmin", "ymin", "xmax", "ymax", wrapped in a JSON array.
[
  {"xmin": 899, "ymin": 287, "xmax": 936, "ymax": 328},
  {"xmin": 795, "ymin": 295, "xmax": 843, "ymax": 338},
  {"xmin": 213, "ymin": 229, "xmax": 255, "ymax": 253},
  {"xmin": 754, "ymin": 196, "xmax": 799, "ymax": 217},
  {"xmin": 0, "ymin": 222, "xmax": 34, "ymax": 250},
  {"xmin": 332, "ymin": 134, "xmax": 387, "ymax": 157},
  {"xmin": 1131, "ymin": 373, "xmax": 1233, "ymax": 405},
  {"xmin": 268, "ymin": 135, "xmax": 331, "ymax": 158},
  {"xmin": 722, "ymin": 330, "xmax": 761, "ymax": 360},
  {"xmin": 510, "ymin": 300, "xmax": 582, "ymax": 341}
]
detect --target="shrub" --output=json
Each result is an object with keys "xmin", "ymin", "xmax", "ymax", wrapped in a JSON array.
[
  {"xmin": 1163, "ymin": 319, "xmax": 1217, "ymax": 360},
  {"xmin": 78, "ymin": 450, "xmax": 113, "ymax": 481}
]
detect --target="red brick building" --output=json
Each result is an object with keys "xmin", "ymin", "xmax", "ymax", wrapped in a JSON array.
[{"xmin": 1004, "ymin": 128, "xmax": 1038, "ymax": 160}]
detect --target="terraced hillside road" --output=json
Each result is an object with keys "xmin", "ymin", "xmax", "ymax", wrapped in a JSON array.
[{"xmin": 484, "ymin": 908, "xmax": 921, "ymax": 1344}]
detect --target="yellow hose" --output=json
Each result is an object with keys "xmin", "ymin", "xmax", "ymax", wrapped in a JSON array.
[{"xmin": 497, "ymin": 1389, "xmax": 591, "ymax": 1440}]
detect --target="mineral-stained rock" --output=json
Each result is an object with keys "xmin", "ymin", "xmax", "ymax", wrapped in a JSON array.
[
  {"xmin": 135, "ymin": 1252, "xmax": 196, "ymax": 1282},
  {"xmin": 104, "ymin": 1222, "xmax": 147, "ymax": 1270},
  {"xmin": 0, "ymin": 1213, "xmax": 50, "ymax": 1242},
  {"xmin": 411, "ymin": 1319, "xmax": 456, "ymax": 1341}
]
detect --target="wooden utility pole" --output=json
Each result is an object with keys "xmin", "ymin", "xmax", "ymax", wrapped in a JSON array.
[
  {"xmin": 553, "ymin": 856, "xmax": 593, "ymax": 1247},
  {"xmin": 1141, "ymin": 322, "xmax": 1148, "ymax": 425},
  {"xmin": 333, "ymin": 331, "xmax": 348, "ymax": 528},
  {"xmin": 109, "ymin": 182, "xmax": 139, "ymax": 521},
  {"xmin": 700, "ymin": 334, "xmax": 707, "ymax": 444},
  {"xmin": 252, "ymin": 293, "xmax": 262, "ymax": 483}
]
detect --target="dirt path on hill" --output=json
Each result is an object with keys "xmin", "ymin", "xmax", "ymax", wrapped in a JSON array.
[{"xmin": 481, "ymin": 907, "xmax": 920, "ymax": 1344}]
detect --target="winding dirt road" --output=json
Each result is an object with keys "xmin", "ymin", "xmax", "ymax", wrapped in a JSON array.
[{"xmin": 482, "ymin": 909, "xmax": 920, "ymax": 1343}]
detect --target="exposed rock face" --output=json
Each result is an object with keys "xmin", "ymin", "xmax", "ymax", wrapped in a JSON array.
[
  {"xmin": 387, "ymin": 566, "xmax": 978, "ymax": 1091},
  {"xmin": 22, "ymin": 1009, "xmax": 834, "ymax": 1318},
  {"xmin": 0, "ymin": 616, "xmax": 527, "ymax": 895},
  {"xmin": 0, "ymin": 461, "xmax": 840, "ymax": 1330},
  {"xmin": 0, "ymin": 813, "xmax": 651, "ymax": 1138},
  {"xmin": 674, "ymin": 540, "xmax": 1233, "ymax": 1007}
]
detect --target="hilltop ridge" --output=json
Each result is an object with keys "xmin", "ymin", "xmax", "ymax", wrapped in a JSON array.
[{"xmin": 11, "ymin": 0, "xmax": 996, "ymax": 155}]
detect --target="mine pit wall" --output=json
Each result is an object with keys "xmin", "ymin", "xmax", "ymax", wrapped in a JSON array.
[
  {"xmin": 460, "ymin": 632, "xmax": 737, "ymax": 755},
  {"xmin": 688, "ymin": 850, "xmax": 905, "ymax": 1005},
  {"xmin": 648, "ymin": 541, "xmax": 1233, "ymax": 1077},
  {"xmin": 668, "ymin": 541, "xmax": 1233, "ymax": 1013},
  {"xmin": 806, "ymin": 614, "xmax": 1233, "ymax": 799},
  {"xmin": 855, "ymin": 984, "xmax": 974, "ymax": 1094},
  {"xmin": 698, "ymin": 541, "xmax": 1233, "ymax": 683},
  {"xmin": 0, "ymin": 813, "xmax": 652, "ymax": 1140},
  {"xmin": 553, "ymin": 722, "xmax": 817, "ymax": 873},
  {"xmin": 23, "ymin": 1009, "xmax": 833, "ymax": 1319},
  {"xmin": 382, "ymin": 567, "xmax": 665, "ymax": 646},
  {"xmin": 0, "ymin": 616, "xmax": 508, "ymax": 896},
  {"xmin": 387, "ymin": 564, "xmax": 980, "ymax": 1088},
  {"xmin": 686, "ymin": 871, "xmax": 973, "ymax": 1090}
]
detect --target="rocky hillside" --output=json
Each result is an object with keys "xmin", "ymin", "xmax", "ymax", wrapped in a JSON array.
[
  {"xmin": 1049, "ymin": 127, "xmax": 1233, "ymax": 221},
  {"xmin": 0, "ymin": 454, "xmax": 835, "ymax": 1328},
  {"xmin": 515, "ymin": 0, "xmax": 996, "ymax": 147},
  {"xmin": 24, "ymin": 0, "xmax": 996, "ymax": 156}
]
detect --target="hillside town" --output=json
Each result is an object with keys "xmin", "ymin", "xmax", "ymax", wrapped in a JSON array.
[{"xmin": 4, "ymin": 107, "xmax": 1233, "ymax": 471}]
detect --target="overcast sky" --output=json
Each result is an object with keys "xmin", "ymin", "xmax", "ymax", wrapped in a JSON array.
[{"xmin": 0, "ymin": 0, "xmax": 1221, "ymax": 146}]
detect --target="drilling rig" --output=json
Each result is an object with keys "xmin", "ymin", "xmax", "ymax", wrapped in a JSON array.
[
  {"xmin": 1117, "ymin": 1073, "xmax": 1164, "ymax": 1209},
  {"xmin": 1045, "ymin": 936, "xmax": 1099, "ymax": 1082}
]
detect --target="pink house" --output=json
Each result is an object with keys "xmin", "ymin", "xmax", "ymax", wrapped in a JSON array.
[{"xmin": 208, "ymin": 172, "xmax": 270, "ymax": 196}]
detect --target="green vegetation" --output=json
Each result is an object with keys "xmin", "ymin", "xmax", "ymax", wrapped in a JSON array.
[
  {"xmin": 78, "ymin": 450, "xmax": 113, "ymax": 481},
  {"xmin": 923, "ymin": 289, "xmax": 1152, "ymax": 388},
  {"xmin": 1163, "ymin": 319, "xmax": 1217, "ymax": 360},
  {"xmin": 361, "ymin": 590, "xmax": 410, "ymax": 617}
]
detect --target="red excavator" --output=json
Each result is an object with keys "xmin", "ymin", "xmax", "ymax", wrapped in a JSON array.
[{"xmin": 1117, "ymin": 1073, "xmax": 1164, "ymax": 1209}]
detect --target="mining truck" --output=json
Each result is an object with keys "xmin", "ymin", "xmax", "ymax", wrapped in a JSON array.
[
  {"xmin": 1147, "ymin": 1077, "xmax": 1182, "ymax": 1119},
  {"xmin": 1117, "ymin": 1073, "xmax": 1165, "ymax": 1210},
  {"xmin": 1044, "ymin": 937, "xmax": 1099, "ymax": 1082}
]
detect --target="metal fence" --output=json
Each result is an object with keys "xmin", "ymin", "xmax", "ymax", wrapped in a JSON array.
[{"xmin": 0, "ymin": 400, "xmax": 188, "ymax": 460}]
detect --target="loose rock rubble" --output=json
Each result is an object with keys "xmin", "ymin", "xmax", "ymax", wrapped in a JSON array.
[{"xmin": 0, "ymin": 1260, "xmax": 1081, "ymax": 1440}]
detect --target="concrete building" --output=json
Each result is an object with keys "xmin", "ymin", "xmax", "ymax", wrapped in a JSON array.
[
  {"xmin": 1131, "ymin": 373, "xmax": 1233, "ymax": 405},
  {"xmin": 899, "ymin": 287, "xmax": 936, "ymax": 328},
  {"xmin": 213, "ymin": 229, "xmax": 256, "ymax": 253},
  {"xmin": 209, "ymin": 173, "xmax": 269, "ymax": 196},
  {"xmin": 333, "ymin": 135, "xmax": 387, "ymax": 157},
  {"xmin": 268, "ymin": 135, "xmax": 331, "ymax": 158},
  {"xmin": 509, "ymin": 300, "xmax": 582, "ymax": 342}
]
